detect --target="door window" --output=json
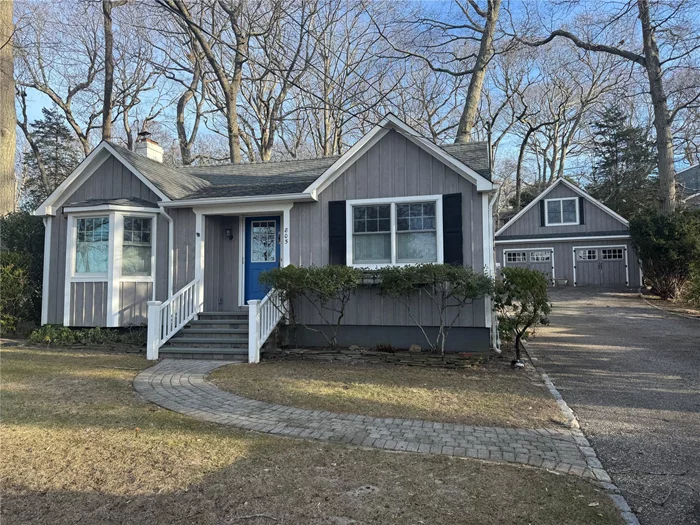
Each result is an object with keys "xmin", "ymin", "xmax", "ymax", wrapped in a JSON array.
[
  {"xmin": 250, "ymin": 220, "xmax": 277, "ymax": 262},
  {"xmin": 576, "ymin": 249, "xmax": 597, "ymax": 261}
]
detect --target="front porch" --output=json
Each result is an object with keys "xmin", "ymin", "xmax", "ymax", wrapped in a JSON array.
[{"xmin": 146, "ymin": 203, "xmax": 293, "ymax": 362}]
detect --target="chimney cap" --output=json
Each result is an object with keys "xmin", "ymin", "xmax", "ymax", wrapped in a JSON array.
[{"xmin": 137, "ymin": 130, "xmax": 152, "ymax": 142}]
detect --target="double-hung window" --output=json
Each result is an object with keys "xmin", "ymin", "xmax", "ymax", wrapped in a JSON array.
[
  {"xmin": 545, "ymin": 198, "xmax": 578, "ymax": 226},
  {"xmin": 349, "ymin": 196, "xmax": 442, "ymax": 267},
  {"xmin": 75, "ymin": 217, "xmax": 109, "ymax": 275},
  {"xmin": 122, "ymin": 217, "xmax": 152, "ymax": 276}
]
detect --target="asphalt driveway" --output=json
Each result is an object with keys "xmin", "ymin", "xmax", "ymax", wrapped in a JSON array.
[{"xmin": 527, "ymin": 288, "xmax": 700, "ymax": 525}]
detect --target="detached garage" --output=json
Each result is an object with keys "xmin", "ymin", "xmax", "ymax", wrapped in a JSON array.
[{"xmin": 495, "ymin": 179, "xmax": 642, "ymax": 288}]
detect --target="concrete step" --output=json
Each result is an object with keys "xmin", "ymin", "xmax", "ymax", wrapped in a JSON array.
[
  {"xmin": 166, "ymin": 337, "xmax": 248, "ymax": 347},
  {"xmin": 159, "ymin": 346, "xmax": 248, "ymax": 361},
  {"xmin": 161, "ymin": 346, "xmax": 248, "ymax": 355},
  {"xmin": 198, "ymin": 312, "xmax": 248, "ymax": 321},
  {"xmin": 187, "ymin": 319, "xmax": 248, "ymax": 328},
  {"xmin": 180, "ymin": 328, "xmax": 248, "ymax": 335}
]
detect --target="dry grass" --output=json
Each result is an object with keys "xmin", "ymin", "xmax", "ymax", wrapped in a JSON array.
[
  {"xmin": 1, "ymin": 346, "xmax": 622, "ymax": 525},
  {"xmin": 211, "ymin": 354, "xmax": 566, "ymax": 429}
]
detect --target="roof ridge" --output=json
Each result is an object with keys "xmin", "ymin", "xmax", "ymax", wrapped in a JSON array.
[{"xmin": 177, "ymin": 153, "xmax": 341, "ymax": 170}]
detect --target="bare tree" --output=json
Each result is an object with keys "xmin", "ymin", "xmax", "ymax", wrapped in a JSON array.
[
  {"xmin": 101, "ymin": 0, "xmax": 129, "ymax": 141},
  {"xmin": 515, "ymin": 0, "xmax": 700, "ymax": 215},
  {"xmin": 158, "ymin": 0, "xmax": 276, "ymax": 164},
  {"xmin": 0, "ymin": 0, "xmax": 15, "ymax": 214},
  {"xmin": 14, "ymin": 1, "xmax": 104, "ymax": 157},
  {"xmin": 370, "ymin": 0, "xmax": 504, "ymax": 143}
]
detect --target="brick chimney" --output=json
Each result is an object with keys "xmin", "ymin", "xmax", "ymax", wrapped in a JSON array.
[{"xmin": 135, "ymin": 131, "xmax": 163, "ymax": 163}]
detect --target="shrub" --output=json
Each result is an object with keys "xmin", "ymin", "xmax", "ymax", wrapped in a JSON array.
[
  {"xmin": 0, "ymin": 262, "xmax": 33, "ymax": 335},
  {"xmin": 379, "ymin": 264, "xmax": 494, "ymax": 356},
  {"xmin": 0, "ymin": 212, "xmax": 45, "ymax": 323},
  {"xmin": 28, "ymin": 325, "xmax": 146, "ymax": 347},
  {"xmin": 630, "ymin": 210, "xmax": 700, "ymax": 299},
  {"xmin": 494, "ymin": 267, "xmax": 552, "ymax": 364},
  {"xmin": 683, "ymin": 264, "xmax": 700, "ymax": 308},
  {"xmin": 259, "ymin": 265, "xmax": 363, "ymax": 348}
]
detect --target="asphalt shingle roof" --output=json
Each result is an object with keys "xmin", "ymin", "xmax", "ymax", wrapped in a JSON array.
[{"xmin": 107, "ymin": 135, "xmax": 490, "ymax": 203}]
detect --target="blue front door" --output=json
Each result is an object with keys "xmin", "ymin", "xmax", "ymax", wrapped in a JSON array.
[{"xmin": 244, "ymin": 216, "xmax": 281, "ymax": 302}]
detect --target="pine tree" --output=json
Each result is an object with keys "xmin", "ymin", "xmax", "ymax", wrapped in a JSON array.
[
  {"xmin": 22, "ymin": 107, "xmax": 81, "ymax": 211},
  {"xmin": 588, "ymin": 105, "xmax": 657, "ymax": 218}
]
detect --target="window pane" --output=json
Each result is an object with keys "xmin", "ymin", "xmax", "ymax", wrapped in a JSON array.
[
  {"xmin": 75, "ymin": 217, "xmax": 109, "ymax": 274},
  {"xmin": 123, "ymin": 245, "xmax": 151, "ymax": 276},
  {"xmin": 353, "ymin": 207, "xmax": 365, "ymax": 220},
  {"xmin": 397, "ymin": 232, "xmax": 437, "ymax": 262},
  {"xmin": 547, "ymin": 201, "xmax": 561, "ymax": 224},
  {"xmin": 378, "ymin": 205, "xmax": 390, "ymax": 219},
  {"xmin": 562, "ymin": 199, "xmax": 577, "ymax": 222},
  {"xmin": 397, "ymin": 204, "xmax": 409, "ymax": 218},
  {"xmin": 353, "ymin": 233, "xmax": 391, "ymax": 264},
  {"xmin": 122, "ymin": 217, "xmax": 153, "ymax": 276},
  {"xmin": 250, "ymin": 221, "xmax": 276, "ymax": 263}
]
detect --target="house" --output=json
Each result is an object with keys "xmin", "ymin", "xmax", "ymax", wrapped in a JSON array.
[
  {"xmin": 494, "ymin": 178, "xmax": 642, "ymax": 288},
  {"xmin": 35, "ymin": 114, "xmax": 498, "ymax": 362},
  {"xmin": 678, "ymin": 164, "xmax": 700, "ymax": 209}
]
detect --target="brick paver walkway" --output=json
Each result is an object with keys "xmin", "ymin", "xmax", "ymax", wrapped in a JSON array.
[{"xmin": 134, "ymin": 359, "xmax": 609, "ymax": 480}]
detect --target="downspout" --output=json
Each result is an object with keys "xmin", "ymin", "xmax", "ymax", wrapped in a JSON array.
[{"xmin": 160, "ymin": 208, "xmax": 174, "ymax": 298}]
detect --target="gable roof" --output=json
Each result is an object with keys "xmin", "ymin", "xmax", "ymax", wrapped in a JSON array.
[
  {"xmin": 305, "ymin": 114, "xmax": 494, "ymax": 196},
  {"xmin": 35, "ymin": 114, "xmax": 493, "ymax": 215},
  {"xmin": 678, "ymin": 164, "xmax": 699, "ymax": 193},
  {"xmin": 495, "ymin": 178, "xmax": 629, "ymax": 237}
]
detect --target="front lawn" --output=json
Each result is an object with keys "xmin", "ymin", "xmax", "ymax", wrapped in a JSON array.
[
  {"xmin": 211, "ymin": 355, "xmax": 565, "ymax": 429},
  {"xmin": 1, "ymin": 346, "xmax": 621, "ymax": 524}
]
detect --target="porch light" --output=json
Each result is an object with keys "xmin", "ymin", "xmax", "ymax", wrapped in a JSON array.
[{"xmin": 224, "ymin": 227, "xmax": 233, "ymax": 241}]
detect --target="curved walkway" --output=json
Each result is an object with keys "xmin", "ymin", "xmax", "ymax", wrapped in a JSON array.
[{"xmin": 134, "ymin": 359, "xmax": 605, "ymax": 480}]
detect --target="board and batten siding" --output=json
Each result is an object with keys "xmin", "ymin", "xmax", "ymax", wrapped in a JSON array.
[
  {"xmin": 45, "ymin": 153, "xmax": 168, "ymax": 326},
  {"xmin": 170, "ymin": 207, "xmax": 196, "ymax": 292},
  {"xmin": 501, "ymin": 184, "xmax": 628, "ymax": 237},
  {"xmin": 289, "ymin": 129, "xmax": 487, "ymax": 329},
  {"xmin": 496, "ymin": 239, "xmax": 641, "ymax": 287}
]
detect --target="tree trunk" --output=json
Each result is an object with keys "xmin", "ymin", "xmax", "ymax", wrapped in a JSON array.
[
  {"xmin": 515, "ymin": 127, "xmax": 535, "ymax": 210},
  {"xmin": 637, "ymin": 0, "xmax": 675, "ymax": 215},
  {"xmin": 0, "ymin": 0, "xmax": 16, "ymax": 215},
  {"xmin": 102, "ymin": 1, "xmax": 116, "ymax": 141},
  {"xmin": 514, "ymin": 332, "xmax": 522, "ymax": 362},
  {"xmin": 454, "ymin": 0, "xmax": 502, "ymax": 143}
]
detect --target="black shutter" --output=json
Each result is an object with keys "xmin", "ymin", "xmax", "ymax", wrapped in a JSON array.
[
  {"xmin": 540, "ymin": 200, "xmax": 546, "ymax": 227},
  {"xmin": 579, "ymin": 196, "xmax": 585, "ymax": 225},
  {"xmin": 442, "ymin": 193, "xmax": 463, "ymax": 265},
  {"xmin": 328, "ymin": 200, "xmax": 346, "ymax": 265}
]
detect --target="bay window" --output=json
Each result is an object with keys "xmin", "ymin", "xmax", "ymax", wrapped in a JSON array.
[
  {"xmin": 75, "ymin": 217, "xmax": 109, "ymax": 275},
  {"xmin": 122, "ymin": 217, "xmax": 152, "ymax": 276},
  {"xmin": 348, "ymin": 196, "xmax": 443, "ymax": 267}
]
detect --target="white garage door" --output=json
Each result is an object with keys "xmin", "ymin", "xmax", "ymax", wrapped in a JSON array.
[
  {"xmin": 573, "ymin": 246, "xmax": 629, "ymax": 286},
  {"xmin": 504, "ymin": 249, "xmax": 554, "ymax": 282}
]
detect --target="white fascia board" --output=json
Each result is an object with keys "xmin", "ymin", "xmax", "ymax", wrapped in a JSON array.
[
  {"xmin": 495, "ymin": 178, "xmax": 629, "ymax": 237},
  {"xmin": 41, "ymin": 217, "xmax": 52, "ymax": 325},
  {"xmin": 306, "ymin": 113, "xmax": 495, "ymax": 197},
  {"xmin": 35, "ymin": 145, "xmax": 110, "ymax": 216},
  {"xmin": 160, "ymin": 192, "xmax": 314, "ymax": 208},
  {"xmin": 495, "ymin": 234, "xmax": 631, "ymax": 244}
]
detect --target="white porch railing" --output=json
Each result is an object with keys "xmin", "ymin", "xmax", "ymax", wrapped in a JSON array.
[
  {"xmin": 247, "ymin": 288, "xmax": 285, "ymax": 363},
  {"xmin": 146, "ymin": 278, "xmax": 201, "ymax": 360}
]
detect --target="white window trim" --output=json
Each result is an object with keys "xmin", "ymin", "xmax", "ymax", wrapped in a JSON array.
[
  {"xmin": 64, "ymin": 210, "xmax": 157, "ymax": 327},
  {"xmin": 530, "ymin": 250, "xmax": 551, "ymax": 262},
  {"xmin": 544, "ymin": 197, "xmax": 579, "ymax": 227},
  {"xmin": 505, "ymin": 251, "xmax": 527, "ymax": 263},
  {"xmin": 345, "ymin": 195, "xmax": 444, "ymax": 269},
  {"xmin": 601, "ymin": 248, "xmax": 624, "ymax": 260}
]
